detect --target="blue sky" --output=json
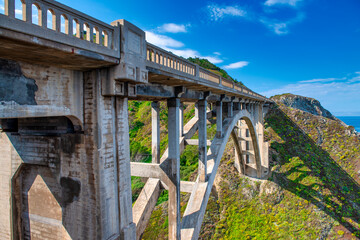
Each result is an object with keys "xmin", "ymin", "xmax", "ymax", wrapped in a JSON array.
[{"xmin": 2, "ymin": 0, "xmax": 359, "ymax": 115}]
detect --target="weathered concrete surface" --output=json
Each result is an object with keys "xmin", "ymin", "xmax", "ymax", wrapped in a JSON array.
[{"xmin": 0, "ymin": 61, "xmax": 136, "ymax": 239}]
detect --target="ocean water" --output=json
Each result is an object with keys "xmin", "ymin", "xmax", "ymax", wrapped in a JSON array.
[{"xmin": 337, "ymin": 116, "xmax": 360, "ymax": 132}]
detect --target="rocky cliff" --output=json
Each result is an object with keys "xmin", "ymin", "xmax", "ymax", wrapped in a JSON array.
[{"xmin": 274, "ymin": 93, "xmax": 336, "ymax": 120}]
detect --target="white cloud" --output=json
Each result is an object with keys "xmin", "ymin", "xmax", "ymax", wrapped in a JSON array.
[
  {"xmin": 260, "ymin": 13, "xmax": 305, "ymax": 35},
  {"xmin": 299, "ymin": 77, "xmax": 346, "ymax": 83},
  {"xmin": 158, "ymin": 23, "xmax": 188, "ymax": 33},
  {"xmin": 223, "ymin": 61, "xmax": 249, "ymax": 69},
  {"xmin": 164, "ymin": 47, "xmax": 223, "ymax": 64},
  {"xmin": 146, "ymin": 30, "xmax": 223, "ymax": 64},
  {"xmin": 213, "ymin": 52, "xmax": 221, "ymax": 56},
  {"xmin": 208, "ymin": 4, "xmax": 246, "ymax": 21},
  {"xmin": 145, "ymin": 31, "xmax": 184, "ymax": 48},
  {"xmin": 264, "ymin": 0, "xmax": 303, "ymax": 7},
  {"xmin": 15, "ymin": 9, "xmax": 22, "ymax": 15},
  {"xmin": 261, "ymin": 72, "xmax": 360, "ymax": 114}
]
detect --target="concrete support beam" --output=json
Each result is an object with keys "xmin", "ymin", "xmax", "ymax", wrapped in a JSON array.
[
  {"xmin": 130, "ymin": 162, "xmax": 166, "ymax": 179},
  {"xmin": 216, "ymin": 101, "xmax": 223, "ymax": 138},
  {"xmin": 132, "ymin": 178, "xmax": 161, "ymax": 240},
  {"xmin": 198, "ymin": 99, "xmax": 207, "ymax": 182},
  {"xmin": 167, "ymin": 98, "xmax": 181, "ymax": 240},
  {"xmin": 184, "ymin": 139, "xmax": 211, "ymax": 146},
  {"xmin": 180, "ymin": 181, "xmax": 196, "ymax": 193},
  {"xmin": 151, "ymin": 101, "xmax": 160, "ymax": 164}
]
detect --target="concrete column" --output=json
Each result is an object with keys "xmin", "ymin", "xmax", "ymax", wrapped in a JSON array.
[
  {"xmin": 179, "ymin": 102, "xmax": 184, "ymax": 137},
  {"xmin": 167, "ymin": 98, "xmax": 181, "ymax": 240},
  {"xmin": 151, "ymin": 101, "xmax": 160, "ymax": 164},
  {"xmin": 216, "ymin": 101, "xmax": 223, "ymax": 138},
  {"xmin": 195, "ymin": 102, "xmax": 199, "ymax": 118},
  {"xmin": 115, "ymin": 97, "xmax": 136, "ymax": 240},
  {"xmin": 235, "ymin": 102, "xmax": 240, "ymax": 111},
  {"xmin": 228, "ymin": 101, "xmax": 233, "ymax": 118},
  {"xmin": 198, "ymin": 99, "xmax": 207, "ymax": 182}
]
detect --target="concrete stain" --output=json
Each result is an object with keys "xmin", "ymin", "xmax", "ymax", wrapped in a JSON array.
[
  {"xmin": 0, "ymin": 58, "xmax": 38, "ymax": 105},
  {"xmin": 60, "ymin": 177, "xmax": 81, "ymax": 206}
]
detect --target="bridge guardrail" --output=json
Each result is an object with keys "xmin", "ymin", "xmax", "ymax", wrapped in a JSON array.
[
  {"xmin": 146, "ymin": 43, "xmax": 196, "ymax": 76},
  {"xmin": 1, "ymin": 0, "xmax": 119, "ymax": 58},
  {"xmin": 146, "ymin": 42, "xmax": 267, "ymax": 101}
]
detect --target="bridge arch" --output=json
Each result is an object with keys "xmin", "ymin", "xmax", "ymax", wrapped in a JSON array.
[{"xmin": 227, "ymin": 110, "xmax": 262, "ymax": 179}]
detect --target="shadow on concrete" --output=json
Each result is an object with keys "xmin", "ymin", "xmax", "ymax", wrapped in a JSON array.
[{"xmin": 267, "ymin": 105, "xmax": 360, "ymax": 237}]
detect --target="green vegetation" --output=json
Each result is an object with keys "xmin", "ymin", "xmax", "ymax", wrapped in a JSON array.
[
  {"xmin": 187, "ymin": 57, "xmax": 243, "ymax": 85},
  {"xmin": 128, "ymin": 86, "xmax": 360, "ymax": 239}
]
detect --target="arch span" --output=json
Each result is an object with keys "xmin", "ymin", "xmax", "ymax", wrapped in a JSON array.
[{"xmin": 181, "ymin": 108, "xmax": 265, "ymax": 239}]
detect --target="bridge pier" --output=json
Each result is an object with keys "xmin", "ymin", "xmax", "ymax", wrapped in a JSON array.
[
  {"xmin": 216, "ymin": 101, "xmax": 223, "ymax": 138},
  {"xmin": 167, "ymin": 98, "xmax": 181, "ymax": 240},
  {"xmin": 151, "ymin": 101, "xmax": 161, "ymax": 164},
  {"xmin": 197, "ymin": 99, "xmax": 208, "ymax": 182}
]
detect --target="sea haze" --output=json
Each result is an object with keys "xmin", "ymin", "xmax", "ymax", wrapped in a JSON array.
[{"xmin": 337, "ymin": 116, "xmax": 360, "ymax": 132}]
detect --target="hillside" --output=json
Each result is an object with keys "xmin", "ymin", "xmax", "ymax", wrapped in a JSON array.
[
  {"xmin": 187, "ymin": 57, "xmax": 244, "ymax": 85},
  {"xmin": 129, "ymin": 95, "xmax": 360, "ymax": 238}
]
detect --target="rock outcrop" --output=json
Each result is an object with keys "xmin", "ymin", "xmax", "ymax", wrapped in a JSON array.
[{"xmin": 272, "ymin": 93, "xmax": 336, "ymax": 120}]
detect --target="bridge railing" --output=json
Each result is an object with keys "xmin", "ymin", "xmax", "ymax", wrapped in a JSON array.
[
  {"xmin": 1, "ymin": 0, "xmax": 119, "ymax": 58},
  {"xmin": 199, "ymin": 67, "xmax": 220, "ymax": 84},
  {"xmin": 146, "ymin": 43, "xmax": 196, "ymax": 76},
  {"xmin": 146, "ymin": 42, "xmax": 267, "ymax": 101}
]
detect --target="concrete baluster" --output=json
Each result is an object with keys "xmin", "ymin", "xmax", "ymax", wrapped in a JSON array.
[
  {"xmin": 54, "ymin": 10, "xmax": 60, "ymax": 31},
  {"xmin": 68, "ymin": 16, "xmax": 74, "ymax": 36},
  {"xmin": 89, "ymin": 23, "xmax": 94, "ymax": 42},
  {"xmin": 5, "ymin": 0, "xmax": 15, "ymax": 18},
  {"xmin": 40, "ymin": 3, "xmax": 47, "ymax": 28},
  {"xmin": 25, "ymin": 0, "xmax": 32, "ymax": 23}
]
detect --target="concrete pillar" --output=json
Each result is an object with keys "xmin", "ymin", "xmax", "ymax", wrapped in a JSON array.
[
  {"xmin": 235, "ymin": 102, "xmax": 240, "ymax": 111},
  {"xmin": 179, "ymin": 102, "xmax": 184, "ymax": 137},
  {"xmin": 198, "ymin": 99, "xmax": 207, "ymax": 182},
  {"xmin": 167, "ymin": 98, "xmax": 181, "ymax": 240},
  {"xmin": 115, "ymin": 97, "xmax": 137, "ymax": 240},
  {"xmin": 151, "ymin": 101, "xmax": 160, "ymax": 164},
  {"xmin": 228, "ymin": 101, "xmax": 233, "ymax": 118},
  {"xmin": 216, "ymin": 101, "xmax": 223, "ymax": 138},
  {"xmin": 195, "ymin": 102, "xmax": 199, "ymax": 118}
]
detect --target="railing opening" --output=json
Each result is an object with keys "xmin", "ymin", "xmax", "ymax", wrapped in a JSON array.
[
  {"xmin": 0, "ymin": 0, "xmax": 5, "ymax": 14},
  {"xmin": 72, "ymin": 19, "xmax": 79, "ymax": 37},
  {"xmin": 60, "ymin": 14, "xmax": 68, "ymax": 34},
  {"xmin": 102, "ymin": 30, "xmax": 108, "ymax": 47},
  {"xmin": 93, "ymin": 27, "xmax": 99, "ymax": 44},
  {"xmin": 15, "ymin": 0, "xmax": 25, "ymax": 20},
  {"xmin": 47, "ymin": 9, "xmax": 55, "ymax": 30},
  {"xmin": 31, "ymin": 3, "xmax": 41, "ymax": 26},
  {"xmin": 83, "ymin": 23, "xmax": 90, "ymax": 41}
]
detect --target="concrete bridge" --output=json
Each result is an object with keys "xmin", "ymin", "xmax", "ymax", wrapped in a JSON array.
[{"xmin": 0, "ymin": 0, "xmax": 272, "ymax": 239}]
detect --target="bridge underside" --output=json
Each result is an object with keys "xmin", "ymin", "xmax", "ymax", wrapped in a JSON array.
[{"xmin": 0, "ymin": 32, "xmax": 118, "ymax": 70}]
